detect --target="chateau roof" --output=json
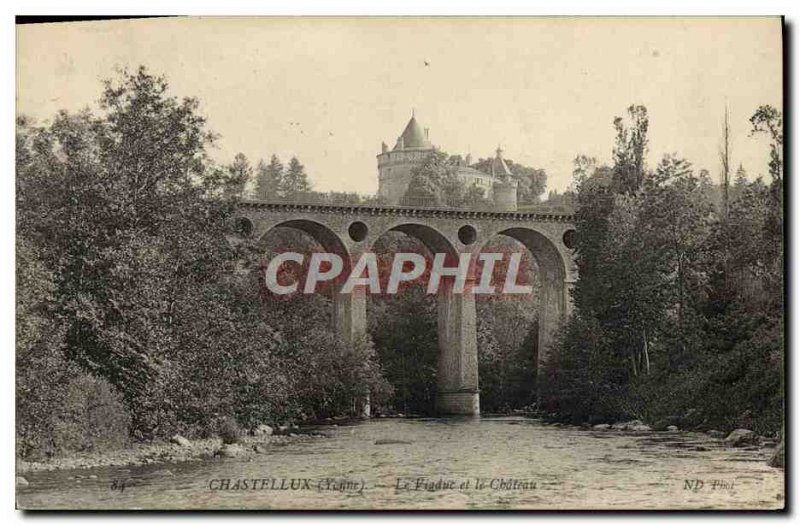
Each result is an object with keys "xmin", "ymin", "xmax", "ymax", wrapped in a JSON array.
[
  {"xmin": 394, "ymin": 114, "xmax": 432, "ymax": 150},
  {"xmin": 491, "ymin": 147, "xmax": 513, "ymax": 178}
]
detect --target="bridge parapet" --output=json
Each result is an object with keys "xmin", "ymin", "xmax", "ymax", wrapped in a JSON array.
[{"xmin": 238, "ymin": 200, "xmax": 576, "ymax": 223}]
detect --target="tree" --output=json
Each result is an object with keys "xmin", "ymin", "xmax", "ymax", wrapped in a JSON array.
[
  {"xmin": 463, "ymin": 182, "xmax": 489, "ymax": 208},
  {"xmin": 369, "ymin": 284, "xmax": 439, "ymax": 414},
  {"xmin": 572, "ymin": 155, "xmax": 597, "ymax": 183},
  {"xmin": 701, "ymin": 174, "xmax": 782, "ymax": 434},
  {"xmin": 224, "ymin": 153, "xmax": 252, "ymax": 199},
  {"xmin": 749, "ymin": 105, "xmax": 783, "ymax": 185},
  {"xmin": 472, "ymin": 156, "xmax": 547, "ymax": 205},
  {"xmin": 749, "ymin": 105, "xmax": 783, "ymax": 281},
  {"xmin": 612, "ymin": 105, "xmax": 649, "ymax": 194},
  {"xmin": 640, "ymin": 155, "xmax": 713, "ymax": 365},
  {"xmin": 255, "ymin": 154, "xmax": 284, "ymax": 201},
  {"xmin": 282, "ymin": 156, "xmax": 312, "ymax": 200},
  {"xmin": 16, "ymin": 67, "xmax": 272, "ymax": 438},
  {"xmin": 475, "ymin": 237, "xmax": 541, "ymax": 412},
  {"xmin": 510, "ymin": 164, "xmax": 547, "ymax": 205},
  {"xmin": 401, "ymin": 151, "xmax": 456, "ymax": 207},
  {"xmin": 719, "ymin": 107, "xmax": 732, "ymax": 219},
  {"xmin": 402, "ymin": 150, "xmax": 506, "ymax": 209}
]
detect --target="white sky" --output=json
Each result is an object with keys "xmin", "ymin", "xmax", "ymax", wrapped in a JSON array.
[{"xmin": 16, "ymin": 16, "xmax": 783, "ymax": 195}]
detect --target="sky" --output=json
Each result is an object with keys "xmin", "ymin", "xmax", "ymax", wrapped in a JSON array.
[{"xmin": 16, "ymin": 17, "xmax": 783, "ymax": 195}]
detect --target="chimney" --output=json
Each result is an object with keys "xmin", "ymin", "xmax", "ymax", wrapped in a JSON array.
[
  {"xmin": 424, "ymin": 128, "xmax": 429, "ymax": 139},
  {"xmin": 381, "ymin": 141, "xmax": 388, "ymax": 154},
  {"xmin": 465, "ymin": 153, "xmax": 473, "ymax": 166}
]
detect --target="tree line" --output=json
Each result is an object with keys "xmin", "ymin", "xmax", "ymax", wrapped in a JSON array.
[
  {"xmin": 541, "ymin": 105, "xmax": 784, "ymax": 436},
  {"xmin": 227, "ymin": 153, "xmax": 312, "ymax": 201},
  {"xmin": 228, "ymin": 152, "xmax": 389, "ymax": 206}
]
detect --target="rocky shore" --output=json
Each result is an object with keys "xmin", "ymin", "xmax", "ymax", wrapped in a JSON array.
[
  {"xmin": 540, "ymin": 418, "xmax": 784, "ymax": 468},
  {"xmin": 16, "ymin": 425, "xmax": 326, "ymax": 476}
]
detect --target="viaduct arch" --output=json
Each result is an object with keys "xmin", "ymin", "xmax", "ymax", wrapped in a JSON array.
[{"xmin": 235, "ymin": 202, "xmax": 577, "ymax": 416}]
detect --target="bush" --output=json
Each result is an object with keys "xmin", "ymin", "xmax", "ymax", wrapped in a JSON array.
[
  {"xmin": 217, "ymin": 417, "xmax": 242, "ymax": 444},
  {"xmin": 17, "ymin": 362, "xmax": 130, "ymax": 460},
  {"xmin": 476, "ymin": 300, "xmax": 539, "ymax": 413},
  {"xmin": 290, "ymin": 332, "xmax": 393, "ymax": 419},
  {"xmin": 540, "ymin": 315, "xmax": 632, "ymax": 424}
]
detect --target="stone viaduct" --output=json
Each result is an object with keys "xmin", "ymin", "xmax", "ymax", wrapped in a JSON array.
[{"xmin": 234, "ymin": 201, "xmax": 577, "ymax": 416}]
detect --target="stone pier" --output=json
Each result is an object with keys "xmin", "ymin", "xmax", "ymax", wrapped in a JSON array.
[{"xmin": 435, "ymin": 280, "xmax": 480, "ymax": 415}]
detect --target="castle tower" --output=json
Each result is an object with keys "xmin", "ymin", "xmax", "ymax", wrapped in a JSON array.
[
  {"xmin": 377, "ymin": 112, "xmax": 436, "ymax": 204},
  {"xmin": 491, "ymin": 146, "xmax": 518, "ymax": 211}
]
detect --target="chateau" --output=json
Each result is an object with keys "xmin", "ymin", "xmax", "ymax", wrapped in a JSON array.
[{"xmin": 377, "ymin": 113, "xmax": 518, "ymax": 211}]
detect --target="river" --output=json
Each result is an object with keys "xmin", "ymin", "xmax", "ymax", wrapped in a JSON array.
[{"xmin": 16, "ymin": 416, "xmax": 784, "ymax": 510}]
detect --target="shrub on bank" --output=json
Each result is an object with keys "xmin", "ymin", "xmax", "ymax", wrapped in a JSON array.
[
  {"xmin": 17, "ymin": 361, "xmax": 130, "ymax": 460},
  {"xmin": 217, "ymin": 417, "xmax": 242, "ymax": 444},
  {"xmin": 540, "ymin": 314, "xmax": 783, "ymax": 435},
  {"xmin": 16, "ymin": 239, "xmax": 131, "ymax": 459},
  {"xmin": 290, "ymin": 332, "xmax": 394, "ymax": 419}
]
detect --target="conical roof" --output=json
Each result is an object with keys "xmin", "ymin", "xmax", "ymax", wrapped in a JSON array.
[
  {"xmin": 491, "ymin": 146, "xmax": 513, "ymax": 178},
  {"xmin": 394, "ymin": 114, "xmax": 432, "ymax": 150}
]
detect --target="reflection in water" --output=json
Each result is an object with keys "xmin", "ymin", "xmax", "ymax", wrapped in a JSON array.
[{"xmin": 17, "ymin": 417, "xmax": 784, "ymax": 510}]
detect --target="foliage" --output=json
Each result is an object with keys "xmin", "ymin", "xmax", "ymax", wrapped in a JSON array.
[
  {"xmin": 217, "ymin": 417, "xmax": 242, "ymax": 444},
  {"xmin": 542, "ymin": 105, "xmax": 783, "ymax": 436},
  {"xmin": 249, "ymin": 153, "xmax": 390, "ymax": 207},
  {"xmin": 289, "ymin": 333, "xmax": 393, "ymax": 419},
  {"xmin": 369, "ymin": 263, "xmax": 440, "ymax": 415},
  {"xmin": 225, "ymin": 153, "xmax": 252, "ymax": 199},
  {"xmin": 16, "ymin": 237, "xmax": 132, "ymax": 458},
  {"xmin": 16, "ymin": 67, "xmax": 393, "ymax": 457},
  {"xmin": 471, "ymin": 157, "xmax": 547, "ymax": 205},
  {"xmin": 400, "ymin": 150, "xmax": 545, "ymax": 209},
  {"xmin": 750, "ymin": 105, "xmax": 783, "ymax": 184},
  {"xmin": 16, "ymin": 67, "xmax": 249, "ymax": 439},
  {"xmin": 611, "ymin": 105, "xmax": 649, "ymax": 194},
  {"xmin": 255, "ymin": 154, "xmax": 284, "ymax": 200},
  {"xmin": 282, "ymin": 156, "xmax": 313, "ymax": 199},
  {"xmin": 401, "ymin": 151, "xmax": 459, "ymax": 207},
  {"xmin": 476, "ymin": 300, "xmax": 539, "ymax": 412}
]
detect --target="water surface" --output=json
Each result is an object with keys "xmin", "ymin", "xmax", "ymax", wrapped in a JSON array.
[{"xmin": 17, "ymin": 417, "xmax": 784, "ymax": 510}]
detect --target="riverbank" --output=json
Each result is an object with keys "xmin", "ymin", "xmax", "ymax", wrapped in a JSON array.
[
  {"xmin": 16, "ymin": 414, "xmax": 414, "ymax": 476},
  {"xmin": 16, "ymin": 428, "xmax": 327, "ymax": 475},
  {"xmin": 16, "ymin": 414, "xmax": 783, "ymax": 478},
  {"xmin": 538, "ymin": 418, "xmax": 784, "ymax": 469}
]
